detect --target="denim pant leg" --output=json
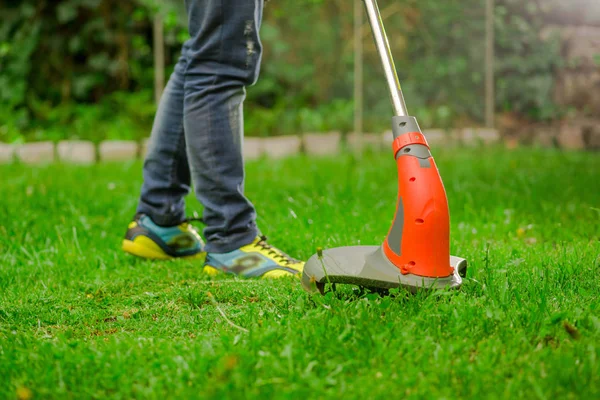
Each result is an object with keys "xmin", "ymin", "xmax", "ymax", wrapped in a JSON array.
[
  {"xmin": 136, "ymin": 54, "xmax": 191, "ymax": 227},
  {"xmin": 183, "ymin": 0, "xmax": 263, "ymax": 253}
]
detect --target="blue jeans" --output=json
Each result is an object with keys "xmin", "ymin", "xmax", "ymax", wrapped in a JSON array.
[{"xmin": 137, "ymin": 0, "xmax": 263, "ymax": 253}]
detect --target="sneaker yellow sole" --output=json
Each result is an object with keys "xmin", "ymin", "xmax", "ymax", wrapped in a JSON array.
[
  {"xmin": 202, "ymin": 263, "xmax": 303, "ymax": 279},
  {"xmin": 122, "ymin": 236, "xmax": 206, "ymax": 261}
]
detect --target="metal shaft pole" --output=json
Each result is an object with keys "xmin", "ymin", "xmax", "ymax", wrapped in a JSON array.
[
  {"xmin": 354, "ymin": 0, "xmax": 364, "ymax": 136},
  {"xmin": 362, "ymin": 0, "xmax": 408, "ymax": 117}
]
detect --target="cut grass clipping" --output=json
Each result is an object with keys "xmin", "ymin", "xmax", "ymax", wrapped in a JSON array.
[{"xmin": 0, "ymin": 147, "xmax": 599, "ymax": 399}]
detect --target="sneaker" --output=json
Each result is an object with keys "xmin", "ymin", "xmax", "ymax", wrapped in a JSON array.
[
  {"xmin": 204, "ymin": 235, "xmax": 304, "ymax": 278},
  {"xmin": 122, "ymin": 213, "xmax": 205, "ymax": 260}
]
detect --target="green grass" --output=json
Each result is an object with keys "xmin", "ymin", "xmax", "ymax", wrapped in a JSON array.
[{"xmin": 1, "ymin": 147, "xmax": 599, "ymax": 399}]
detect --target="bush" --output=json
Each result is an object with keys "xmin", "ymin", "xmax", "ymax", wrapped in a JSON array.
[{"xmin": 0, "ymin": 0, "xmax": 570, "ymax": 142}]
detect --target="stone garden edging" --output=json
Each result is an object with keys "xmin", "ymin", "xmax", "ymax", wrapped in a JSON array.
[{"xmin": 0, "ymin": 128, "xmax": 525, "ymax": 166}]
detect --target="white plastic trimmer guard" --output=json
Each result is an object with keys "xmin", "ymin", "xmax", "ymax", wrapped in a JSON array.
[{"xmin": 302, "ymin": 245, "xmax": 467, "ymax": 293}]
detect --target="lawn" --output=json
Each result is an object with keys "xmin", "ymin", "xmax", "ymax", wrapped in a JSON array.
[{"xmin": 0, "ymin": 147, "xmax": 599, "ymax": 399}]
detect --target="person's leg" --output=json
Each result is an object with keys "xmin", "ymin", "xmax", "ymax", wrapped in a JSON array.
[
  {"xmin": 182, "ymin": 0, "xmax": 263, "ymax": 253},
  {"xmin": 124, "ymin": 47, "xmax": 204, "ymax": 260},
  {"xmin": 126, "ymin": 0, "xmax": 303, "ymax": 276},
  {"xmin": 136, "ymin": 53, "xmax": 191, "ymax": 226}
]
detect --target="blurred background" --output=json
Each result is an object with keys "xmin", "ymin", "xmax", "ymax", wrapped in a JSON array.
[{"xmin": 1, "ymin": 0, "xmax": 599, "ymax": 149}]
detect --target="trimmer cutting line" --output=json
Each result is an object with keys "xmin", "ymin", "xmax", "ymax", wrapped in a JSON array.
[{"xmin": 302, "ymin": 0, "xmax": 467, "ymax": 294}]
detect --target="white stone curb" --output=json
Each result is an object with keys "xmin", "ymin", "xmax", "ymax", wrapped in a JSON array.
[
  {"xmin": 99, "ymin": 140, "xmax": 139, "ymax": 162},
  {"xmin": 243, "ymin": 137, "xmax": 263, "ymax": 160},
  {"xmin": 476, "ymin": 128, "xmax": 501, "ymax": 143},
  {"xmin": 303, "ymin": 132, "xmax": 341, "ymax": 156},
  {"xmin": 4, "ymin": 125, "xmax": 588, "ymax": 167},
  {"xmin": 461, "ymin": 128, "xmax": 500, "ymax": 145},
  {"xmin": 422, "ymin": 129, "xmax": 451, "ymax": 146},
  {"xmin": 57, "ymin": 140, "xmax": 96, "ymax": 164},
  {"xmin": 383, "ymin": 129, "xmax": 455, "ymax": 149},
  {"xmin": 347, "ymin": 132, "xmax": 384, "ymax": 151},
  {"xmin": 16, "ymin": 141, "xmax": 55, "ymax": 164},
  {"xmin": 140, "ymin": 139, "xmax": 151, "ymax": 159},
  {"xmin": 382, "ymin": 130, "xmax": 394, "ymax": 148},
  {"xmin": 0, "ymin": 143, "xmax": 15, "ymax": 164},
  {"xmin": 262, "ymin": 136, "xmax": 301, "ymax": 159}
]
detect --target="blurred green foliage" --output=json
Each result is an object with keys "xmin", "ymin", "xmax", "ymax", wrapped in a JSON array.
[
  {"xmin": 0, "ymin": 0, "xmax": 565, "ymax": 142},
  {"xmin": 495, "ymin": 0, "xmax": 563, "ymax": 121}
]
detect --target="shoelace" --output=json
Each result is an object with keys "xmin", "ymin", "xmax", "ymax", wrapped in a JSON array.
[
  {"xmin": 177, "ymin": 219, "xmax": 295, "ymax": 265},
  {"xmin": 256, "ymin": 235, "xmax": 297, "ymax": 265}
]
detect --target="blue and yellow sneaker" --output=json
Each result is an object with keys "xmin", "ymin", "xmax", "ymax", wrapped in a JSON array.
[
  {"xmin": 205, "ymin": 236, "xmax": 304, "ymax": 279},
  {"xmin": 122, "ymin": 213, "xmax": 205, "ymax": 260}
]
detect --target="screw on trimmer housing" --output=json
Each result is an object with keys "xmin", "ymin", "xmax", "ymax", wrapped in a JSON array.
[{"xmin": 301, "ymin": 0, "xmax": 467, "ymax": 294}]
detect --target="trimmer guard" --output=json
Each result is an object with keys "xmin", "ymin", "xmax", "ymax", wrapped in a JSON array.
[{"xmin": 302, "ymin": 246, "xmax": 467, "ymax": 293}]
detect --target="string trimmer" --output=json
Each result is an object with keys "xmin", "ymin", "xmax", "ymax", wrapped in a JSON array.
[{"xmin": 302, "ymin": 0, "xmax": 467, "ymax": 293}]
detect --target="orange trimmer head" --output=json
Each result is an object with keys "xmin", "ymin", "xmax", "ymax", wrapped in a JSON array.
[{"xmin": 301, "ymin": 0, "xmax": 467, "ymax": 293}]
